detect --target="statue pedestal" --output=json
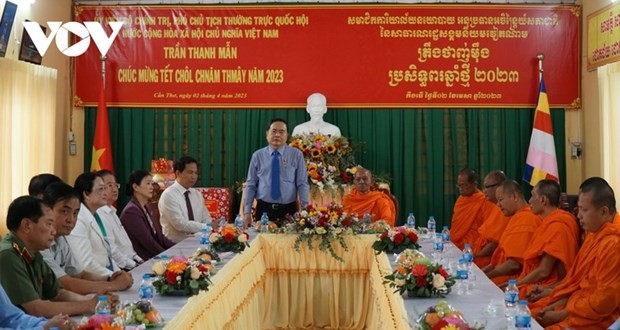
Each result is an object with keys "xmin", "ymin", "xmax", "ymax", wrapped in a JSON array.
[{"xmin": 309, "ymin": 184, "xmax": 352, "ymax": 207}]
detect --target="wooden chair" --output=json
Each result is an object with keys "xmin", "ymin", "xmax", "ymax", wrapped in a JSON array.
[{"xmin": 375, "ymin": 183, "xmax": 399, "ymax": 221}]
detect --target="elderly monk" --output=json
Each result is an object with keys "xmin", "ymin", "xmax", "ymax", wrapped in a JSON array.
[
  {"xmin": 515, "ymin": 180, "xmax": 579, "ymax": 301},
  {"xmin": 342, "ymin": 167, "xmax": 396, "ymax": 226},
  {"xmin": 450, "ymin": 168, "xmax": 490, "ymax": 250},
  {"xmin": 482, "ymin": 180, "xmax": 542, "ymax": 286},
  {"xmin": 472, "ymin": 170, "xmax": 508, "ymax": 268},
  {"xmin": 536, "ymin": 177, "xmax": 620, "ymax": 329}
]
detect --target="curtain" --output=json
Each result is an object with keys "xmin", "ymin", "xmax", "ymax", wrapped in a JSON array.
[
  {"xmin": 84, "ymin": 107, "xmax": 566, "ymax": 228},
  {"xmin": 0, "ymin": 58, "xmax": 58, "ymax": 234},
  {"xmin": 598, "ymin": 62, "xmax": 620, "ymax": 190}
]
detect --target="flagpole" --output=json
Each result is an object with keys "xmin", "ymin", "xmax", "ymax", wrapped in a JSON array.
[
  {"xmin": 537, "ymin": 53, "xmax": 544, "ymax": 83},
  {"xmin": 101, "ymin": 55, "xmax": 106, "ymax": 88}
]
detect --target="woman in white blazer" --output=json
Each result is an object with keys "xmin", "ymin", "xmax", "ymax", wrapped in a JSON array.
[{"xmin": 67, "ymin": 172, "xmax": 119, "ymax": 277}]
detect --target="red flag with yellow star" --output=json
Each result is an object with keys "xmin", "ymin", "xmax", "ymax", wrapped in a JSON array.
[{"xmin": 90, "ymin": 79, "xmax": 114, "ymax": 172}]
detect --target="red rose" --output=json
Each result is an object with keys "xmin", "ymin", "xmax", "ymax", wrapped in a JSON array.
[
  {"xmin": 166, "ymin": 271, "xmax": 177, "ymax": 285},
  {"xmin": 438, "ymin": 267, "xmax": 449, "ymax": 279},
  {"xmin": 412, "ymin": 264, "xmax": 428, "ymax": 277},
  {"xmin": 416, "ymin": 276, "xmax": 427, "ymax": 287},
  {"xmin": 393, "ymin": 233, "xmax": 404, "ymax": 245},
  {"xmin": 342, "ymin": 218, "xmax": 351, "ymax": 227},
  {"xmin": 223, "ymin": 232, "xmax": 235, "ymax": 242},
  {"xmin": 407, "ymin": 232, "xmax": 418, "ymax": 242},
  {"xmin": 380, "ymin": 232, "xmax": 389, "ymax": 239}
]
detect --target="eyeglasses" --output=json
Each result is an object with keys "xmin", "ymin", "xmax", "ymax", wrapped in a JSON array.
[{"xmin": 484, "ymin": 183, "xmax": 500, "ymax": 189}]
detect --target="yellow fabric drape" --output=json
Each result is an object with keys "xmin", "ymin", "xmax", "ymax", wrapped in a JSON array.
[
  {"xmin": 166, "ymin": 234, "xmax": 409, "ymax": 330},
  {"xmin": 0, "ymin": 58, "xmax": 58, "ymax": 235}
]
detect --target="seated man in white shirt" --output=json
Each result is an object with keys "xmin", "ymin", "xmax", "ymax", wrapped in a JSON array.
[
  {"xmin": 158, "ymin": 156, "xmax": 220, "ymax": 243},
  {"xmin": 41, "ymin": 182, "xmax": 133, "ymax": 295},
  {"xmin": 97, "ymin": 170, "xmax": 143, "ymax": 270}
]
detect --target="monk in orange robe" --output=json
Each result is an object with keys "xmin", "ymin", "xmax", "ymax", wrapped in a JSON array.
[
  {"xmin": 537, "ymin": 177, "xmax": 620, "ymax": 330},
  {"xmin": 450, "ymin": 168, "xmax": 489, "ymax": 250},
  {"xmin": 472, "ymin": 170, "xmax": 509, "ymax": 268},
  {"xmin": 516, "ymin": 180, "xmax": 580, "ymax": 302},
  {"xmin": 482, "ymin": 180, "xmax": 542, "ymax": 286},
  {"xmin": 342, "ymin": 168, "xmax": 396, "ymax": 226}
]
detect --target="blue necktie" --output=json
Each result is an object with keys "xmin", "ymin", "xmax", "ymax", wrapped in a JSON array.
[{"xmin": 271, "ymin": 150, "xmax": 281, "ymax": 200}]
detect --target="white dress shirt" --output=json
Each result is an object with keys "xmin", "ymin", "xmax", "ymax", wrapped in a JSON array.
[
  {"xmin": 97, "ymin": 205, "xmax": 143, "ymax": 269},
  {"xmin": 66, "ymin": 204, "xmax": 119, "ymax": 277},
  {"xmin": 158, "ymin": 181, "xmax": 213, "ymax": 243}
]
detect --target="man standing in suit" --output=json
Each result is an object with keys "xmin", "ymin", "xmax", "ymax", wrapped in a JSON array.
[{"xmin": 243, "ymin": 118, "xmax": 310, "ymax": 227}]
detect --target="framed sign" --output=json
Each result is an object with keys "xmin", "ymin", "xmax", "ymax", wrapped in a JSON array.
[
  {"xmin": 0, "ymin": 1, "xmax": 18, "ymax": 58},
  {"xmin": 18, "ymin": 19, "xmax": 44, "ymax": 65}
]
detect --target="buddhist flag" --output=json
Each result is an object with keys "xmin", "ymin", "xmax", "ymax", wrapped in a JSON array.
[
  {"xmin": 90, "ymin": 78, "xmax": 114, "ymax": 172},
  {"xmin": 523, "ymin": 78, "xmax": 558, "ymax": 186}
]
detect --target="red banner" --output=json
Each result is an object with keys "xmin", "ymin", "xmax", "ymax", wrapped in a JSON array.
[{"xmin": 74, "ymin": 5, "xmax": 580, "ymax": 108}]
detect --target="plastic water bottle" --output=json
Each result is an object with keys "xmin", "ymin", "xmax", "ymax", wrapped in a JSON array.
[
  {"xmin": 219, "ymin": 216, "xmax": 226, "ymax": 230},
  {"xmin": 138, "ymin": 274, "xmax": 154, "ymax": 302},
  {"xmin": 462, "ymin": 243, "xmax": 475, "ymax": 289},
  {"xmin": 463, "ymin": 243, "xmax": 474, "ymax": 264},
  {"xmin": 456, "ymin": 257, "xmax": 469, "ymax": 295},
  {"xmin": 441, "ymin": 226, "xmax": 451, "ymax": 243},
  {"xmin": 200, "ymin": 223, "xmax": 210, "ymax": 245},
  {"xmin": 234, "ymin": 214, "xmax": 243, "ymax": 228},
  {"xmin": 515, "ymin": 300, "xmax": 532, "ymax": 329},
  {"xmin": 260, "ymin": 212, "xmax": 269, "ymax": 233},
  {"xmin": 505, "ymin": 279, "xmax": 519, "ymax": 320},
  {"xmin": 160, "ymin": 254, "xmax": 169, "ymax": 264},
  {"xmin": 362, "ymin": 211, "xmax": 372, "ymax": 226},
  {"xmin": 427, "ymin": 216, "xmax": 437, "ymax": 234},
  {"xmin": 433, "ymin": 233, "xmax": 444, "ymax": 261},
  {"xmin": 406, "ymin": 212, "xmax": 416, "ymax": 229},
  {"xmin": 95, "ymin": 295, "xmax": 110, "ymax": 315}
]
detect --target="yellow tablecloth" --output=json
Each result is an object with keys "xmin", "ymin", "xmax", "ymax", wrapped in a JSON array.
[{"xmin": 166, "ymin": 234, "xmax": 409, "ymax": 329}]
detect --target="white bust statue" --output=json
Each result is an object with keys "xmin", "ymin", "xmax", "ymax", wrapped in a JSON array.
[{"xmin": 292, "ymin": 93, "xmax": 342, "ymax": 137}]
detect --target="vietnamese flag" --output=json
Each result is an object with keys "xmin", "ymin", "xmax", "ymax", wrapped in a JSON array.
[{"xmin": 90, "ymin": 76, "xmax": 114, "ymax": 172}]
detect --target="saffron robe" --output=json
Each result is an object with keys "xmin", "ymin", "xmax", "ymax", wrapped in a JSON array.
[
  {"xmin": 545, "ymin": 218, "xmax": 620, "ymax": 330},
  {"xmin": 489, "ymin": 205, "xmax": 542, "ymax": 286},
  {"xmin": 342, "ymin": 189, "xmax": 396, "ymax": 226},
  {"xmin": 517, "ymin": 209, "xmax": 580, "ymax": 299},
  {"xmin": 450, "ymin": 191, "xmax": 489, "ymax": 250},
  {"xmin": 471, "ymin": 203, "xmax": 508, "ymax": 268}
]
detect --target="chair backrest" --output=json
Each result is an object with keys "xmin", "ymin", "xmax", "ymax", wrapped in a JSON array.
[{"xmin": 375, "ymin": 185, "xmax": 399, "ymax": 222}]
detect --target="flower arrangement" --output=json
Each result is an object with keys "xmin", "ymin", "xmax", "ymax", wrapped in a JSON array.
[
  {"xmin": 151, "ymin": 248, "xmax": 217, "ymax": 296},
  {"xmin": 209, "ymin": 224, "xmax": 250, "ymax": 253},
  {"xmin": 372, "ymin": 226, "xmax": 421, "ymax": 254},
  {"xmin": 384, "ymin": 249, "xmax": 456, "ymax": 298},
  {"xmin": 289, "ymin": 133, "xmax": 357, "ymax": 194},
  {"xmin": 284, "ymin": 203, "xmax": 363, "ymax": 262},
  {"xmin": 415, "ymin": 301, "xmax": 484, "ymax": 330},
  {"xmin": 76, "ymin": 315, "xmax": 123, "ymax": 330},
  {"xmin": 365, "ymin": 220, "xmax": 392, "ymax": 234},
  {"xmin": 150, "ymin": 158, "xmax": 173, "ymax": 173}
]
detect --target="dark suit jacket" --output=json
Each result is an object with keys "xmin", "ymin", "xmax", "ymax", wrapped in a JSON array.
[{"xmin": 120, "ymin": 197, "xmax": 175, "ymax": 260}]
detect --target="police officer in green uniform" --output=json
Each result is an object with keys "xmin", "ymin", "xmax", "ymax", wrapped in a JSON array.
[{"xmin": 0, "ymin": 196, "xmax": 99, "ymax": 317}]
